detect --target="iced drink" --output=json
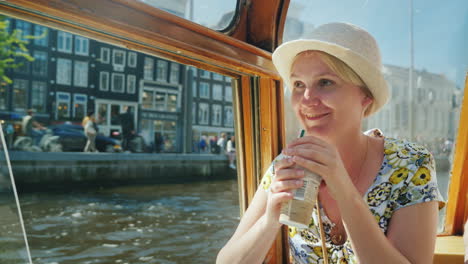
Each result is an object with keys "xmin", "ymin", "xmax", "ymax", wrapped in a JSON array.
[{"xmin": 278, "ymin": 130, "xmax": 322, "ymax": 228}]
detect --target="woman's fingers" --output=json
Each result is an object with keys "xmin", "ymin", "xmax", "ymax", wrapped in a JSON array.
[
  {"xmin": 270, "ymin": 178, "xmax": 303, "ymax": 193},
  {"xmin": 292, "ymin": 155, "xmax": 327, "ymax": 179},
  {"xmin": 282, "ymin": 147, "xmax": 330, "ymax": 165}
]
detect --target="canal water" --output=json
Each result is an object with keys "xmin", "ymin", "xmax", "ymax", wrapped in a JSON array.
[
  {"xmin": 19, "ymin": 180, "xmax": 240, "ymax": 264},
  {"xmin": 7, "ymin": 170, "xmax": 450, "ymax": 264}
]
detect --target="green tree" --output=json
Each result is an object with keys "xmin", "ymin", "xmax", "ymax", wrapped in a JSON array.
[{"xmin": 0, "ymin": 16, "xmax": 46, "ymax": 85}]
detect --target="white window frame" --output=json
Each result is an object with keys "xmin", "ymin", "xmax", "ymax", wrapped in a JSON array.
[
  {"xmin": 74, "ymin": 36, "xmax": 89, "ymax": 56},
  {"xmin": 111, "ymin": 73, "xmax": 125, "ymax": 93},
  {"xmin": 56, "ymin": 58, "xmax": 72, "ymax": 85},
  {"xmin": 199, "ymin": 82, "xmax": 210, "ymax": 99},
  {"xmin": 212, "ymin": 84, "xmax": 223, "ymax": 101},
  {"xmin": 144, "ymin": 57, "xmax": 154, "ymax": 80},
  {"xmin": 56, "ymin": 92, "xmax": 71, "ymax": 119},
  {"xmin": 127, "ymin": 74, "xmax": 136, "ymax": 94},
  {"xmin": 224, "ymin": 105, "xmax": 233, "ymax": 127},
  {"xmin": 57, "ymin": 31, "xmax": 72, "ymax": 53},
  {"xmin": 73, "ymin": 61, "xmax": 88, "ymax": 88},
  {"xmin": 128, "ymin": 52, "xmax": 137, "ymax": 68},
  {"xmin": 73, "ymin": 93, "xmax": 87, "ymax": 118},
  {"xmin": 100, "ymin": 47, "xmax": 110, "ymax": 64},
  {"xmin": 198, "ymin": 103, "xmax": 209, "ymax": 125},
  {"xmin": 156, "ymin": 60, "xmax": 168, "ymax": 82},
  {"xmin": 225, "ymin": 85, "xmax": 232, "ymax": 102},
  {"xmin": 99, "ymin": 71, "xmax": 109, "ymax": 91},
  {"xmin": 170, "ymin": 63, "xmax": 179, "ymax": 84},
  {"xmin": 212, "ymin": 104, "xmax": 222, "ymax": 126},
  {"xmin": 112, "ymin": 49, "xmax": 126, "ymax": 71},
  {"xmin": 31, "ymin": 81, "xmax": 47, "ymax": 113}
]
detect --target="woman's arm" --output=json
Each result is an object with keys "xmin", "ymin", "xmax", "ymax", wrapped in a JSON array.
[{"xmin": 217, "ymin": 157, "xmax": 304, "ymax": 264}]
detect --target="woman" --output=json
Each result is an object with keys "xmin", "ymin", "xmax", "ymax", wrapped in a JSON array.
[
  {"xmin": 227, "ymin": 136, "xmax": 236, "ymax": 169},
  {"xmin": 83, "ymin": 111, "xmax": 97, "ymax": 152},
  {"xmin": 217, "ymin": 22, "xmax": 444, "ymax": 264}
]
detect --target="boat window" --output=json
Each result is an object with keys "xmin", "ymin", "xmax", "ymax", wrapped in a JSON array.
[
  {"xmin": 0, "ymin": 15, "xmax": 241, "ymax": 263},
  {"xmin": 284, "ymin": 0, "xmax": 468, "ymax": 233},
  {"xmin": 137, "ymin": 0, "xmax": 240, "ymax": 32}
]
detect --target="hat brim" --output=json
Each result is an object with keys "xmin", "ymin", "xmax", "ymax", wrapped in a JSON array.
[{"xmin": 272, "ymin": 39, "xmax": 389, "ymax": 116}]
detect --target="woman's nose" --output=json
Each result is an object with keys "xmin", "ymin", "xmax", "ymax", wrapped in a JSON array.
[{"xmin": 301, "ymin": 88, "xmax": 320, "ymax": 106}]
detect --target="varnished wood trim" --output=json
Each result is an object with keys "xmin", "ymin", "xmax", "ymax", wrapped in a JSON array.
[
  {"xmin": 0, "ymin": 0, "xmax": 280, "ymax": 78},
  {"xmin": 443, "ymin": 74, "xmax": 468, "ymax": 235}
]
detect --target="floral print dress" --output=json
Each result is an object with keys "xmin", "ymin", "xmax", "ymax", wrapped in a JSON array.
[{"xmin": 260, "ymin": 131, "xmax": 445, "ymax": 264}]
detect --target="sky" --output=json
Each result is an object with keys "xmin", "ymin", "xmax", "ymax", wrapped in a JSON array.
[{"xmin": 190, "ymin": 0, "xmax": 467, "ymax": 87}]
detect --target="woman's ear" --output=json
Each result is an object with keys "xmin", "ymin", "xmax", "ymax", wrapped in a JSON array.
[{"xmin": 362, "ymin": 96, "xmax": 374, "ymax": 116}]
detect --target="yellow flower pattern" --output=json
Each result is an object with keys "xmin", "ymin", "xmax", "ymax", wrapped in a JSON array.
[{"xmin": 259, "ymin": 131, "xmax": 444, "ymax": 264}]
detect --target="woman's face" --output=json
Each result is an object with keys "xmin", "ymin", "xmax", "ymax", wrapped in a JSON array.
[{"xmin": 289, "ymin": 52, "xmax": 371, "ymax": 140}]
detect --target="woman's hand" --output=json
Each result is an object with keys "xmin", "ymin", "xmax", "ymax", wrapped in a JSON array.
[
  {"xmin": 266, "ymin": 156, "xmax": 305, "ymax": 226},
  {"xmin": 282, "ymin": 136, "xmax": 353, "ymax": 201}
]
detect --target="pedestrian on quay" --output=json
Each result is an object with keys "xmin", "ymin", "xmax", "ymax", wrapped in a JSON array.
[
  {"xmin": 83, "ymin": 111, "xmax": 98, "ymax": 152},
  {"xmin": 226, "ymin": 135, "xmax": 236, "ymax": 169},
  {"xmin": 119, "ymin": 106, "xmax": 135, "ymax": 152},
  {"xmin": 218, "ymin": 22, "xmax": 444, "ymax": 264},
  {"xmin": 21, "ymin": 109, "xmax": 45, "ymax": 146},
  {"xmin": 199, "ymin": 135, "xmax": 207, "ymax": 153},
  {"xmin": 217, "ymin": 133, "xmax": 227, "ymax": 154}
]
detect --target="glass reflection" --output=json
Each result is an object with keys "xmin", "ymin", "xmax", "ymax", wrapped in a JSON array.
[
  {"xmin": 284, "ymin": 0, "xmax": 467, "ymax": 232},
  {"xmin": 138, "ymin": 0, "xmax": 238, "ymax": 31}
]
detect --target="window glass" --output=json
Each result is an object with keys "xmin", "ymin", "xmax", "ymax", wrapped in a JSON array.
[
  {"xmin": 13, "ymin": 79, "xmax": 28, "ymax": 111},
  {"xmin": 213, "ymin": 84, "xmax": 223, "ymax": 100},
  {"xmin": 198, "ymin": 102, "xmax": 209, "ymax": 124},
  {"xmin": 137, "ymin": 0, "xmax": 239, "ymax": 31},
  {"xmin": 31, "ymin": 81, "xmax": 47, "ymax": 113},
  {"xmin": 32, "ymin": 51, "xmax": 47, "ymax": 76},
  {"xmin": 15, "ymin": 20, "xmax": 30, "ymax": 40},
  {"xmin": 33, "ymin": 24, "xmax": 48, "ymax": 46},
  {"xmin": 285, "ymin": 0, "xmax": 468, "ymax": 232},
  {"xmin": 225, "ymin": 85, "xmax": 232, "ymax": 102},
  {"xmin": 2, "ymin": 15, "xmax": 239, "ymax": 264}
]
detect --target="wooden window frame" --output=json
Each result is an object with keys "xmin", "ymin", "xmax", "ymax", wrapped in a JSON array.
[{"xmin": 1, "ymin": 0, "xmax": 465, "ymax": 263}]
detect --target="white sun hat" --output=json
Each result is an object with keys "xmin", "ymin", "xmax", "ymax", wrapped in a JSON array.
[{"xmin": 272, "ymin": 22, "xmax": 390, "ymax": 116}]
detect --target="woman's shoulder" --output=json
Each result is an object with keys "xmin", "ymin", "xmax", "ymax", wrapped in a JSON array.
[{"xmin": 384, "ymin": 137, "xmax": 434, "ymax": 170}]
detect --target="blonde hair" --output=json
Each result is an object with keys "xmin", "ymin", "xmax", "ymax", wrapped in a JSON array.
[{"xmin": 293, "ymin": 50, "xmax": 374, "ymax": 116}]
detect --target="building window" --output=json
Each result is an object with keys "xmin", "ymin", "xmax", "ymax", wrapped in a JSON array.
[
  {"xmin": 56, "ymin": 58, "xmax": 72, "ymax": 85},
  {"xmin": 192, "ymin": 80, "xmax": 197, "ymax": 97},
  {"xmin": 198, "ymin": 103, "xmax": 209, "ymax": 125},
  {"xmin": 57, "ymin": 31, "xmax": 72, "ymax": 53},
  {"xmin": 56, "ymin": 92, "xmax": 70, "ymax": 119},
  {"xmin": 127, "ymin": 75, "xmax": 136, "ymax": 94},
  {"xmin": 111, "ymin": 73, "xmax": 125, "ymax": 93},
  {"xmin": 212, "ymin": 104, "xmax": 222, "ymax": 126},
  {"xmin": 33, "ymin": 25, "xmax": 48, "ymax": 46},
  {"xmin": 74, "ymin": 36, "xmax": 89, "ymax": 56},
  {"xmin": 170, "ymin": 63, "xmax": 179, "ymax": 83},
  {"xmin": 200, "ymin": 69, "xmax": 211, "ymax": 79},
  {"xmin": 73, "ymin": 93, "xmax": 87, "ymax": 119},
  {"xmin": 128, "ymin": 52, "xmax": 137, "ymax": 68},
  {"xmin": 225, "ymin": 76, "xmax": 232, "ymax": 83},
  {"xmin": 112, "ymin": 49, "xmax": 126, "ymax": 71},
  {"xmin": 156, "ymin": 60, "xmax": 168, "ymax": 82},
  {"xmin": 14, "ymin": 58, "xmax": 30, "ymax": 74},
  {"xmin": 213, "ymin": 73, "xmax": 224, "ymax": 81},
  {"xmin": 31, "ymin": 81, "xmax": 46, "ymax": 113},
  {"xmin": 225, "ymin": 86, "xmax": 232, "ymax": 102},
  {"xmin": 141, "ymin": 89, "xmax": 178, "ymax": 112},
  {"xmin": 144, "ymin": 57, "xmax": 154, "ymax": 80},
  {"xmin": 192, "ymin": 103, "xmax": 196, "ymax": 124},
  {"xmin": 213, "ymin": 84, "xmax": 223, "ymax": 100},
  {"xmin": 224, "ymin": 106, "xmax": 233, "ymax": 127},
  {"xmin": 100, "ymin": 48, "xmax": 110, "ymax": 63},
  {"xmin": 13, "ymin": 79, "xmax": 28, "ymax": 111},
  {"xmin": 0, "ymin": 85, "xmax": 7, "ymax": 110},
  {"xmin": 142, "ymin": 90, "xmax": 154, "ymax": 109},
  {"xmin": 15, "ymin": 20, "xmax": 31, "ymax": 40},
  {"xmin": 32, "ymin": 51, "xmax": 47, "ymax": 77},
  {"xmin": 112, "ymin": 50, "xmax": 125, "ymax": 69},
  {"xmin": 73, "ymin": 61, "xmax": 88, "ymax": 88},
  {"xmin": 199, "ymin": 82, "xmax": 210, "ymax": 98},
  {"xmin": 153, "ymin": 120, "xmax": 177, "ymax": 152},
  {"xmin": 99, "ymin": 72, "xmax": 109, "ymax": 91}
]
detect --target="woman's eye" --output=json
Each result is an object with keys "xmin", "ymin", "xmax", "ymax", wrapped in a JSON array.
[
  {"xmin": 293, "ymin": 81, "xmax": 305, "ymax": 89},
  {"xmin": 318, "ymin": 79, "xmax": 334, "ymax": 87}
]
